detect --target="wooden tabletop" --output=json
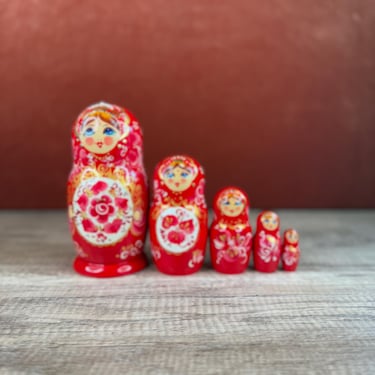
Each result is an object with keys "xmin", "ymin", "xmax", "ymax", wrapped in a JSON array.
[{"xmin": 1, "ymin": 210, "xmax": 374, "ymax": 374}]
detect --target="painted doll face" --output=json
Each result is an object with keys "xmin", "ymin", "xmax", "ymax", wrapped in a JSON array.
[
  {"xmin": 219, "ymin": 192, "xmax": 245, "ymax": 217},
  {"xmin": 285, "ymin": 229, "xmax": 299, "ymax": 244},
  {"xmin": 260, "ymin": 211, "xmax": 279, "ymax": 231},
  {"xmin": 80, "ymin": 116, "xmax": 122, "ymax": 154},
  {"xmin": 162, "ymin": 163, "xmax": 196, "ymax": 192}
]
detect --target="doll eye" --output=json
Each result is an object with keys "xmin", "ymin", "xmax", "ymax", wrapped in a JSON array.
[
  {"xmin": 181, "ymin": 172, "xmax": 189, "ymax": 178},
  {"xmin": 234, "ymin": 200, "xmax": 242, "ymax": 206},
  {"xmin": 166, "ymin": 172, "xmax": 175, "ymax": 179},
  {"xmin": 223, "ymin": 200, "xmax": 230, "ymax": 206},
  {"xmin": 84, "ymin": 127, "xmax": 94, "ymax": 136},
  {"xmin": 265, "ymin": 219, "xmax": 269, "ymax": 223},
  {"xmin": 103, "ymin": 127, "xmax": 115, "ymax": 136}
]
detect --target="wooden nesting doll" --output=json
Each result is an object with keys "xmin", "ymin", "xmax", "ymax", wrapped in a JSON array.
[
  {"xmin": 67, "ymin": 102, "xmax": 148, "ymax": 277},
  {"xmin": 282, "ymin": 229, "xmax": 300, "ymax": 271},
  {"xmin": 253, "ymin": 211, "xmax": 281, "ymax": 273},
  {"xmin": 149, "ymin": 155, "xmax": 208, "ymax": 275},
  {"xmin": 210, "ymin": 187, "xmax": 252, "ymax": 274}
]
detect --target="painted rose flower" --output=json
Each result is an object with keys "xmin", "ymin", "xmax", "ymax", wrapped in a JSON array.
[
  {"xmin": 167, "ymin": 230, "xmax": 186, "ymax": 244},
  {"xmin": 82, "ymin": 218, "xmax": 97, "ymax": 232},
  {"xmin": 89, "ymin": 195, "xmax": 115, "ymax": 223},
  {"xmin": 91, "ymin": 181, "xmax": 108, "ymax": 195},
  {"xmin": 179, "ymin": 219, "xmax": 194, "ymax": 234},
  {"xmin": 162, "ymin": 215, "xmax": 178, "ymax": 229},
  {"xmin": 115, "ymin": 197, "xmax": 129, "ymax": 211},
  {"xmin": 104, "ymin": 218, "xmax": 123, "ymax": 234},
  {"xmin": 77, "ymin": 194, "xmax": 89, "ymax": 211}
]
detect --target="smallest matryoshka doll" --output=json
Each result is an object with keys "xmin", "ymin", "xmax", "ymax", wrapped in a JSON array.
[
  {"xmin": 282, "ymin": 229, "xmax": 300, "ymax": 271},
  {"xmin": 210, "ymin": 187, "xmax": 252, "ymax": 274},
  {"xmin": 253, "ymin": 211, "xmax": 281, "ymax": 273}
]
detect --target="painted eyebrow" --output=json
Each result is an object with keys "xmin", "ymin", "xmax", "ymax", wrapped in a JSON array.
[
  {"xmin": 164, "ymin": 168, "xmax": 175, "ymax": 174},
  {"xmin": 82, "ymin": 119, "xmax": 96, "ymax": 128}
]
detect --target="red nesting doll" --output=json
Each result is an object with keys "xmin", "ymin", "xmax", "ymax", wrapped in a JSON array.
[
  {"xmin": 67, "ymin": 102, "xmax": 148, "ymax": 277},
  {"xmin": 210, "ymin": 187, "xmax": 252, "ymax": 274},
  {"xmin": 253, "ymin": 211, "xmax": 281, "ymax": 273},
  {"xmin": 282, "ymin": 229, "xmax": 300, "ymax": 271},
  {"xmin": 149, "ymin": 155, "xmax": 208, "ymax": 275}
]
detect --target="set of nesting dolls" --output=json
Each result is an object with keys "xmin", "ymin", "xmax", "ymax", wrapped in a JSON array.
[{"xmin": 68, "ymin": 102, "xmax": 300, "ymax": 277}]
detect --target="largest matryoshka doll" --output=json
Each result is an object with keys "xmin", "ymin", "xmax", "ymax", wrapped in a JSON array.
[
  {"xmin": 67, "ymin": 102, "xmax": 148, "ymax": 277},
  {"xmin": 149, "ymin": 155, "xmax": 208, "ymax": 275}
]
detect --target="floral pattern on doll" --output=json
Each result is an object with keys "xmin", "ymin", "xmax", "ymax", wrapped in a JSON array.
[
  {"xmin": 156, "ymin": 207, "xmax": 199, "ymax": 254},
  {"xmin": 188, "ymin": 250, "xmax": 205, "ymax": 268},
  {"xmin": 213, "ymin": 227, "xmax": 252, "ymax": 265},
  {"xmin": 159, "ymin": 158, "xmax": 198, "ymax": 192},
  {"xmin": 72, "ymin": 176, "xmax": 133, "ymax": 245},
  {"xmin": 258, "ymin": 230, "xmax": 280, "ymax": 263},
  {"xmin": 282, "ymin": 245, "xmax": 299, "ymax": 266},
  {"xmin": 119, "ymin": 240, "xmax": 144, "ymax": 260},
  {"xmin": 152, "ymin": 179, "xmax": 169, "ymax": 206},
  {"xmin": 194, "ymin": 179, "xmax": 207, "ymax": 207}
]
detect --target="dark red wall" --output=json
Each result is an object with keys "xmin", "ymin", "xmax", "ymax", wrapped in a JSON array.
[{"xmin": 1, "ymin": 0, "xmax": 374, "ymax": 208}]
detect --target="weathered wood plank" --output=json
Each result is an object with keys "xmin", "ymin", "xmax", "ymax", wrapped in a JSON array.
[{"xmin": 0, "ymin": 210, "xmax": 375, "ymax": 374}]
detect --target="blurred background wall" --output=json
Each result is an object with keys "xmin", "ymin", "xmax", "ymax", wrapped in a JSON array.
[{"xmin": 1, "ymin": 0, "xmax": 374, "ymax": 208}]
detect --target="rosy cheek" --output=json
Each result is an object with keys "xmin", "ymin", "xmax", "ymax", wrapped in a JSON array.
[
  {"xmin": 104, "ymin": 136, "xmax": 113, "ymax": 146},
  {"xmin": 168, "ymin": 178, "xmax": 174, "ymax": 184},
  {"xmin": 181, "ymin": 178, "xmax": 186, "ymax": 183},
  {"xmin": 85, "ymin": 137, "xmax": 94, "ymax": 145}
]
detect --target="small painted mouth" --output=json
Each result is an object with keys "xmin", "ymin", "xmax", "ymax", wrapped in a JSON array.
[
  {"xmin": 174, "ymin": 182, "xmax": 180, "ymax": 187},
  {"xmin": 96, "ymin": 142, "xmax": 103, "ymax": 148}
]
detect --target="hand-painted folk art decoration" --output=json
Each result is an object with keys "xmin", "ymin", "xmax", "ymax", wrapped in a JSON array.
[
  {"xmin": 282, "ymin": 229, "xmax": 300, "ymax": 271},
  {"xmin": 210, "ymin": 187, "xmax": 252, "ymax": 274},
  {"xmin": 149, "ymin": 155, "xmax": 208, "ymax": 275},
  {"xmin": 67, "ymin": 102, "xmax": 148, "ymax": 277},
  {"xmin": 253, "ymin": 211, "xmax": 281, "ymax": 273}
]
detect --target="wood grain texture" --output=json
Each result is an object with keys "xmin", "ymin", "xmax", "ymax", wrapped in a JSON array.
[{"xmin": 0, "ymin": 210, "xmax": 375, "ymax": 374}]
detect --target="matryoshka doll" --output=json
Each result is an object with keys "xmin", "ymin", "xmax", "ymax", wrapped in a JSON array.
[
  {"xmin": 149, "ymin": 155, "xmax": 208, "ymax": 275},
  {"xmin": 67, "ymin": 102, "xmax": 148, "ymax": 277},
  {"xmin": 282, "ymin": 229, "xmax": 300, "ymax": 271},
  {"xmin": 210, "ymin": 187, "xmax": 252, "ymax": 274},
  {"xmin": 253, "ymin": 211, "xmax": 281, "ymax": 273}
]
